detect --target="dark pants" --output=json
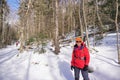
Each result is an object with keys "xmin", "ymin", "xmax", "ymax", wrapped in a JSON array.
[{"xmin": 74, "ymin": 67, "xmax": 89, "ymax": 80}]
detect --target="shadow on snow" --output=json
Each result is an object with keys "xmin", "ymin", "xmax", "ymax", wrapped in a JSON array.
[{"xmin": 58, "ymin": 60, "xmax": 74, "ymax": 80}]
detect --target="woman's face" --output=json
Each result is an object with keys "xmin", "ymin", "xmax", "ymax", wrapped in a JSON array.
[{"xmin": 76, "ymin": 41, "xmax": 82, "ymax": 46}]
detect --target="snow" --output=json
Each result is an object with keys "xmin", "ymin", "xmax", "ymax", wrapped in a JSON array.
[{"xmin": 0, "ymin": 33, "xmax": 120, "ymax": 80}]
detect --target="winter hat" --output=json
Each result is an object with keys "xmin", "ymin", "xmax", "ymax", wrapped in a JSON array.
[{"xmin": 75, "ymin": 37, "xmax": 83, "ymax": 42}]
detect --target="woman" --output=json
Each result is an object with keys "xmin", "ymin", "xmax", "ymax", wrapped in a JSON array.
[{"xmin": 71, "ymin": 37, "xmax": 90, "ymax": 80}]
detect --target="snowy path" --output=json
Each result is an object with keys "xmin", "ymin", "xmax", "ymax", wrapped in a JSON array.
[
  {"xmin": 0, "ymin": 45, "xmax": 120, "ymax": 80},
  {"xmin": 0, "ymin": 45, "xmax": 19, "ymax": 64},
  {"xmin": 0, "ymin": 45, "xmax": 31, "ymax": 80}
]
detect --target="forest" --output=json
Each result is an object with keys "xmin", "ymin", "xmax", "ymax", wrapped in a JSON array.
[{"xmin": 0, "ymin": 0, "xmax": 120, "ymax": 61}]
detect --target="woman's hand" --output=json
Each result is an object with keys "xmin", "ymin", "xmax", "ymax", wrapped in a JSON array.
[
  {"xmin": 83, "ymin": 65, "xmax": 88, "ymax": 71},
  {"xmin": 71, "ymin": 66, "xmax": 74, "ymax": 70}
]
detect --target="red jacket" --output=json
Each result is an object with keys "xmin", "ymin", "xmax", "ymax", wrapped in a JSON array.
[{"xmin": 71, "ymin": 43, "xmax": 90, "ymax": 69}]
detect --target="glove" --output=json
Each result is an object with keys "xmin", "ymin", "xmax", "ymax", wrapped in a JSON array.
[
  {"xmin": 71, "ymin": 66, "xmax": 74, "ymax": 70},
  {"xmin": 83, "ymin": 65, "xmax": 88, "ymax": 71}
]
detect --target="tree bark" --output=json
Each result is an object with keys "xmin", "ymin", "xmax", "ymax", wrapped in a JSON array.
[
  {"xmin": 54, "ymin": 0, "xmax": 60, "ymax": 54},
  {"xmin": 82, "ymin": 0, "xmax": 90, "ymax": 49},
  {"xmin": 115, "ymin": 0, "xmax": 120, "ymax": 64},
  {"xmin": 2, "ymin": 4, "xmax": 5, "ymax": 47},
  {"xmin": 79, "ymin": 1, "xmax": 83, "ymax": 39},
  {"xmin": 95, "ymin": 0, "xmax": 104, "ymax": 37},
  {"xmin": 62, "ymin": 7, "xmax": 65, "ymax": 36}
]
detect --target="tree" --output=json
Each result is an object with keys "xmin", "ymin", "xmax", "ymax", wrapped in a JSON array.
[
  {"xmin": 0, "ymin": 0, "xmax": 10, "ymax": 48},
  {"xmin": 18, "ymin": 0, "xmax": 32, "ymax": 52},
  {"xmin": 54, "ymin": 0, "xmax": 60, "ymax": 54},
  {"xmin": 95, "ymin": 0, "xmax": 104, "ymax": 37},
  {"xmin": 82, "ymin": 0, "xmax": 90, "ymax": 49},
  {"xmin": 78, "ymin": 0, "xmax": 83, "ymax": 39},
  {"xmin": 115, "ymin": 0, "xmax": 120, "ymax": 64}
]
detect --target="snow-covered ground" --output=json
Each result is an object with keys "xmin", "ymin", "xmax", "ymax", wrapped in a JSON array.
[{"xmin": 0, "ymin": 33, "xmax": 120, "ymax": 80}]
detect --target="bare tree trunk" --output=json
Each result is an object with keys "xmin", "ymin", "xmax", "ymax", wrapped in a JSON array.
[
  {"xmin": 79, "ymin": 1, "xmax": 83, "ymax": 39},
  {"xmin": 67, "ymin": 0, "xmax": 71, "ymax": 33},
  {"xmin": 19, "ymin": 27, "xmax": 24, "ymax": 53},
  {"xmin": 93, "ymin": 2, "xmax": 96, "ymax": 47},
  {"xmin": 115, "ymin": 0, "xmax": 120, "ymax": 64},
  {"xmin": 70, "ymin": 8, "xmax": 73, "ymax": 32},
  {"xmin": 2, "ymin": 6, "xmax": 5, "ymax": 47},
  {"xmin": 62, "ymin": 8, "xmax": 65, "ymax": 36},
  {"xmin": 54, "ymin": 0, "xmax": 60, "ymax": 54},
  {"xmin": 93, "ymin": 16, "xmax": 96, "ymax": 47},
  {"xmin": 1, "ymin": 0, "xmax": 9, "ymax": 47},
  {"xmin": 26, "ymin": 15, "xmax": 29, "ymax": 40},
  {"xmin": 95, "ymin": 0, "xmax": 104, "ymax": 37},
  {"xmin": 82, "ymin": 0, "xmax": 90, "ymax": 49},
  {"xmin": 73, "ymin": 2, "xmax": 76, "ymax": 31},
  {"xmin": 19, "ymin": 0, "xmax": 32, "ymax": 52}
]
